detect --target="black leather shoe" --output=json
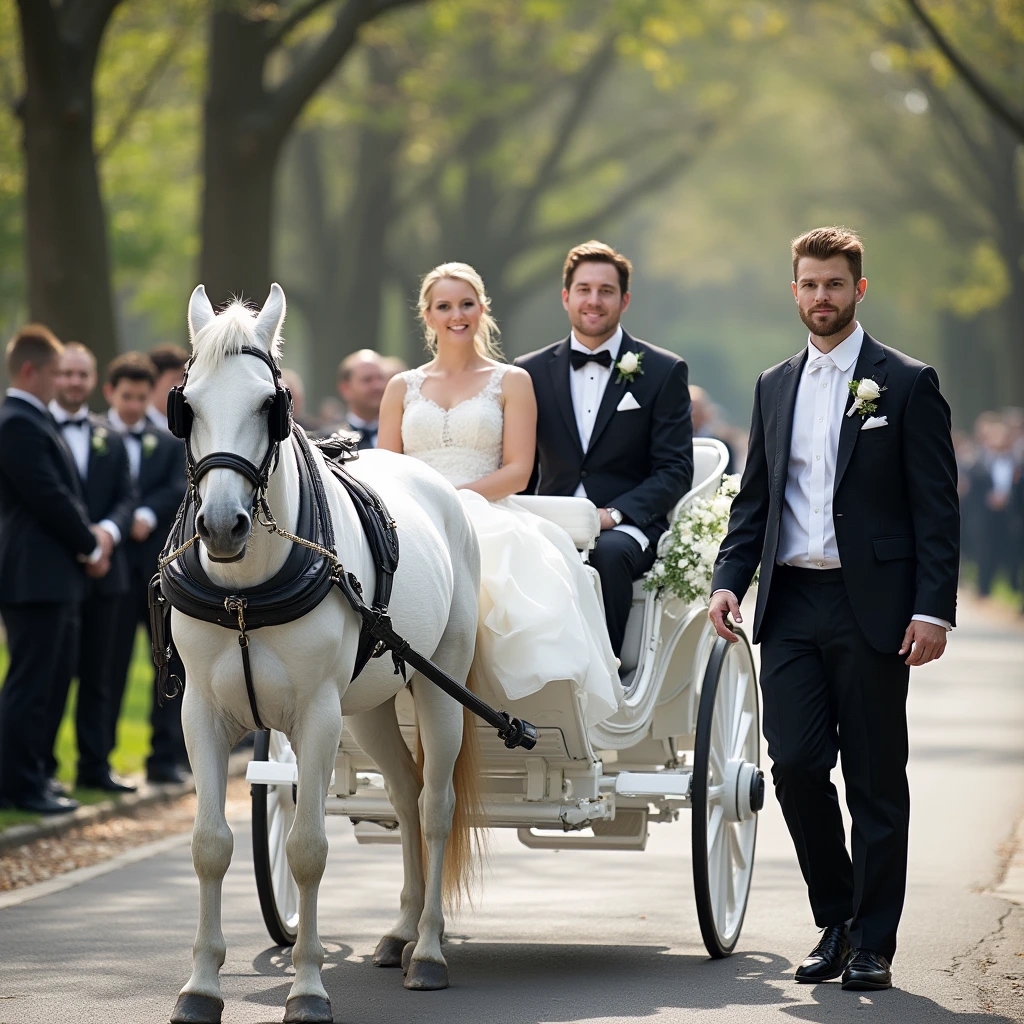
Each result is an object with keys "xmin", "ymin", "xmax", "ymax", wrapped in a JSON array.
[
  {"xmin": 3, "ymin": 792, "xmax": 80, "ymax": 815},
  {"xmin": 77, "ymin": 771, "xmax": 137, "ymax": 794},
  {"xmin": 842, "ymin": 948, "xmax": 892, "ymax": 990},
  {"xmin": 147, "ymin": 765, "xmax": 186, "ymax": 785},
  {"xmin": 794, "ymin": 924, "xmax": 852, "ymax": 983}
]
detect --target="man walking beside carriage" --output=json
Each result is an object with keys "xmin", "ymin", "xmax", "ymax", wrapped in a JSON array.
[{"xmin": 709, "ymin": 226, "xmax": 960, "ymax": 991}]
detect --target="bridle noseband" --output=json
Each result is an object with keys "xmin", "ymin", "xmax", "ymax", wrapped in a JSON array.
[{"xmin": 166, "ymin": 345, "xmax": 293, "ymax": 561}]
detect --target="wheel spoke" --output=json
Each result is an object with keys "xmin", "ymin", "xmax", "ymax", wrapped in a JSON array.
[
  {"xmin": 713, "ymin": 830, "xmax": 729, "ymax": 928},
  {"xmin": 729, "ymin": 823, "xmax": 749, "ymax": 872},
  {"xmin": 709, "ymin": 744, "xmax": 726, "ymax": 782},
  {"xmin": 731, "ymin": 710, "xmax": 753, "ymax": 762},
  {"xmin": 707, "ymin": 783, "xmax": 725, "ymax": 804},
  {"xmin": 729, "ymin": 671, "xmax": 748, "ymax": 755},
  {"xmin": 707, "ymin": 803, "xmax": 725, "ymax": 857}
]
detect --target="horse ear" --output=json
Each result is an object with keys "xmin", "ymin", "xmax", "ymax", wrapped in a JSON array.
[
  {"xmin": 253, "ymin": 283, "xmax": 286, "ymax": 353},
  {"xmin": 188, "ymin": 285, "xmax": 216, "ymax": 341}
]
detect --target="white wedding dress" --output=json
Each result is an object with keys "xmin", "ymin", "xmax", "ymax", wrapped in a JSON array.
[{"xmin": 400, "ymin": 365, "xmax": 622, "ymax": 725}]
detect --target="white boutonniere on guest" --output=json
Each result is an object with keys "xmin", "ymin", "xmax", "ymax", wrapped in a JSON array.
[
  {"xmin": 615, "ymin": 350, "xmax": 643, "ymax": 384},
  {"xmin": 90, "ymin": 425, "xmax": 108, "ymax": 455},
  {"xmin": 846, "ymin": 377, "xmax": 886, "ymax": 418},
  {"xmin": 644, "ymin": 474, "xmax": 754, "ymax": 604},
  {"xmin": 141, "ymin": 432, "xmax": 158, "ymax": 457}
]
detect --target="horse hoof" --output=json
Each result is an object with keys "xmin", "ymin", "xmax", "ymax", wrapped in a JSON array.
[
  {"xmin": 373, "ymin": 934, "xmax": 408, "ymax": 967},
  {"xmin": 404, "ymin": 958, "xmax": 449, "ymax": 991},
  {"xmin": 170, "ymin": 992, "xmax": 224, "ymax": 1024},
  {"xmin": 283, "ymin": 994, "xmax": 333, "ymax": 1023},
  {"xmin": 401, "ymin": 940, "xmax": 416, "ymax": 974}
]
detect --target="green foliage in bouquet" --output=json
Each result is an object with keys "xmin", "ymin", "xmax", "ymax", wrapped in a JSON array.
[{"xmin": 644, "ymin": 474, "xmax": 746, "ymax": 604}]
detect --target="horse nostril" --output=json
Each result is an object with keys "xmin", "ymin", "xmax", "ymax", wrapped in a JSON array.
[
  {"xmin": 195, "ymin": 512, "xmax": 210, "ymax": 540},
  {"xmin": 230, "ymin": 512, "xmax": 250, "ymax": 540}
]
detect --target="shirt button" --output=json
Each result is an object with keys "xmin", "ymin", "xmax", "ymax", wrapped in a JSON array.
[
  {"xmin": 580, "ymin": 470, "xmax": 588, "ymax": 478},
  {"xmin": 818, "ymin": 417, "xmax": 824, "ymax": 423},
  {"xmin": 822, "ymin": 383, "xmax": 828, "ymax": 389},
  {"xmin": 815, "ymin": 454, "xmax": 821, "ymax": 460},
  {"xmin": 813, "ymin": 507, "xmax": 819, "ymax": 513},
  {"xmin": 817, "ymin": 561, "xmax": 825, "ymax": 568}
]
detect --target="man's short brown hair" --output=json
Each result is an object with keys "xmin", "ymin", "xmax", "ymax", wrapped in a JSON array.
[
  {"xmin": 62, "ymin": 341, "xmax": 97, "ymax": 367},
  {"xmin": 791, "ymin": 226, "xmax": 864, "ymax": 284},
  {"xmin": 337, "ymin": 349, "xmax": 383, "ymax": 383},
  {"xmin": 107, "ymin": 352, "xmax": 157, "ymax": 389},
  {"xmin": 148, "ymin": 344, "xmax": 188, "ymax": 375},
  {"xmin": 5, "ymin": 324, "xmax": 63, "ymax": 378},
  {"xmin": 563, "ymin": 240, "xmax": 632, "ymax": 295}
]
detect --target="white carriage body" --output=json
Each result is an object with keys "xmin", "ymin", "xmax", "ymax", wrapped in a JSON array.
[{"xmin": 251, "ymin": 440, "xmax": 744, "ymax": 844}]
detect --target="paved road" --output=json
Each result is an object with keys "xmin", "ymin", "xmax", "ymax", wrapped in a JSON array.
[{"xmin": 2, "ymin": 597, "xmax": 1023, "ymax": 1023}]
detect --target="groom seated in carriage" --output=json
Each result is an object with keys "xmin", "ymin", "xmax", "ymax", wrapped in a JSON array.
[{"xmin": 516, "ymin": 241, "xmax": 694, "ymax": 657}]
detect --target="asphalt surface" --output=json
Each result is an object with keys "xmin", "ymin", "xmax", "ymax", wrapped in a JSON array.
[{"xmin": 1, "ymin": 596, "xmax": 1022, "ymax": 1024}]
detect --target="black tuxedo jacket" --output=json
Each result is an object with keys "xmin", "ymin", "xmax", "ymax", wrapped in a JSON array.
[
  {"xmin": 110, "ymin": 415, "xmax": 187, "ymax": 577},
  {"xmin": 515, "ymin": 330, "xmax": 694, "ymax": 545},
  {"xmin": 0, "ymin": 396, "xmax": 96, "ymax": 603},
  {"xmin": 711, "ymin": 332, "xmax": 960, "ymax": 653},
  {"xmin": 82, "ymin": 415, "xmax": 136, "ymax": 597}
]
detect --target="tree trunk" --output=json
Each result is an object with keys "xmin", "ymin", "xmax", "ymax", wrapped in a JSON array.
[
  {"xmin": 17, "ymin": 0, "xmax": 120, "ymax": 368},
  {"xmin": 199, "ymin": 10, "xmax": 279, "ymax": 307}
]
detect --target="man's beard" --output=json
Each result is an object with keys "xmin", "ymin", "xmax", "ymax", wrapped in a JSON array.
[
  {"xmin": 571, "ymin": 310, "xmax": 620, "ymax": 338},
  {"xmin": 799, "ymin": 298, "xmax": 857, "ymax": 338}
]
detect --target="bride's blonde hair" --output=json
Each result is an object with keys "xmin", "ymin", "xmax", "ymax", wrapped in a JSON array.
[{"xmin": 418, "ymin": 262, "xmax": 502, "ymax": 360}]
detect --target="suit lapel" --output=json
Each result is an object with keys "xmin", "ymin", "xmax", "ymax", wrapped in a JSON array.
[
  {"xmin": 834, "ymin": 333, "xmax": 887, "ymax": 494},
  {"xmin": 547, "ymin": 339, "xmax": 584, "ymax": 458},
  {"xmin": 773, "ymin": 349, "xmax": 806, "ymax": 492},
  {"xmin": 586, "ymin": 330, "xmax": 635, "ymax": 454}
]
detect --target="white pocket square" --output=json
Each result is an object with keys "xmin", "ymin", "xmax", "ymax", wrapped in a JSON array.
[
  {"xmin": 861, "ymin": 415, "xmax": 888, "ymax": 430},
  {"xmin": 616, "ymin": 392, "xmax": 641, "ymax": 412}
]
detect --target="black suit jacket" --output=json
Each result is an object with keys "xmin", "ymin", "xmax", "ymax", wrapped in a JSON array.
[
  {"xmin": 516, "ymin": 331, "xmax": 694, "ymax": 545},
  {"xmin": 82, "ymin": 415, "xmax": 136, "ymax": 597},
  {"xmin": 110, "ymin": 415, "xmax": 187, "ymax": 578},
  {"xmin": 711, "ymin": 332, "xmax": 960, "ymax": 653},
  {"xmin": 0, "ymin": 396, "xmax": 96, "ymax": 603}
]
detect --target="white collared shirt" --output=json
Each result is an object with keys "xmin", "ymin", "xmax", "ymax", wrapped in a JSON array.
[
  {"xmin": 568, "ymin": 327, "xmax": 648, "ymax": 551},
  {"xmin": 49, "ymin": 401, "xmax": 91, "ymax": 479},
  {"xmin": 108, "ymin": 409, "xmax": 157, "ymax": 530},
  {"xmin": 346, "ymin": 412, "xmax": 379, "ymax": 447},
  {"xmin": 777, "ymin": 326, "xmax": 864, "ymax": 570},
  {"xmin": 147, "ymin": 405, "xmax": 168, "ymax": 432},
  {"xmin": 6, "ymin": 387, "xmax": 49, "ymax": 415}
]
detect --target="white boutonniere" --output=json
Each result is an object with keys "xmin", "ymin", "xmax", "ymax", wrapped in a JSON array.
[
  {"xmin": 846, "ymin": 377, "xmax": 886, "ymax": 418},
  {"xmin": 90, "ymin": 426, "xmax": 108, "ymax": 455},
  {"xmin": 141, "ymin": 432, "xmax": 158, "ymax": 457},
  {"xmin": 615, "ymin": 350, "xmax": 643, "ymax": 384}
]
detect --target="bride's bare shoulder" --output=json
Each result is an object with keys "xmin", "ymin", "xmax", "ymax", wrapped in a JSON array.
[{"xmin": 499, "ymin": 365, "xmax": 536, "ymax": 401}]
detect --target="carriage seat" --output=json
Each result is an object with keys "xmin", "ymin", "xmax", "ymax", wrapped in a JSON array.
[{"xmin": 508, "ymin": 495, "xmax": 601, "ymax": 551}]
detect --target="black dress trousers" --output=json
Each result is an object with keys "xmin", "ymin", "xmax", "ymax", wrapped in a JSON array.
[
  {"xmin": 588, "ymin": 529, "xmax": 656, "ymax": 656},
  {"xmin": 758, "ymin": 565, "xmax": 911, "ymax": 963},
  {"xmin": 0, "ymin": 601, "xmax": 79, "ymax": 801}
]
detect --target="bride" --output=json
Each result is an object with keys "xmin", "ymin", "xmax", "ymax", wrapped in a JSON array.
[{"xmin": 378, "ymin": 262, "xmax": 621, "ymax": 725}]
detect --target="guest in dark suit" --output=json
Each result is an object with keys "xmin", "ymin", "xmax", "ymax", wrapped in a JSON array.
[
  {"xmin": 104, "ymin": 353, "xmax": 189, "ymax": 784},
  {"xmin": 0, "ymin": 326, "xmax": 115, "ymax": 814},
  {"xmin": 45, "ymin": 342, "xmax": 137, "ymax": 793},
  {"xmin": 332, "ymin": 349, "xmax": 388, "ymax": 448},
  {"xmin": 515, "ymin": 241, "xmax": 693, "ymax": 655},
  {"xmin": 709, "ymin": 227, "xmax": 960, "ymax": 991}
]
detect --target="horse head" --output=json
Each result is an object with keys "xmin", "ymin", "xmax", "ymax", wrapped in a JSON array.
[{"xmin": 184, "ymin": 282, "xmax": 287, "ymax": 561}]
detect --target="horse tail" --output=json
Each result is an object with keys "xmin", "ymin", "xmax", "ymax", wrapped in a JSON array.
[{"xmin": 415, "ymin": 663, "xmax": 486, "ymax": 912}]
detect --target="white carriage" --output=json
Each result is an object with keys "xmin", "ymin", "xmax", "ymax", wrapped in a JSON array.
[{"xmin": 247, "ymin": 438, "xmax": 763, "ymax": 960}]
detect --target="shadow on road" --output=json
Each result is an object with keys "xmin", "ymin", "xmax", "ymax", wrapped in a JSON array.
[{"xmin": 241, "ymin": 940, "xmax": 1013, "ymax": 1023}]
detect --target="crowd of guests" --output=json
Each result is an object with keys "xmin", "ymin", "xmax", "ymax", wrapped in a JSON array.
[
  {"xmin": 955, "ymin": 408, "xmax": 1024, "ymax": 606},
  {"xmin": 0, "ymin": 321, "xmax": 739, "ymax": 815}
]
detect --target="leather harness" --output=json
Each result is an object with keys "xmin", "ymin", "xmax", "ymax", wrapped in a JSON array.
[{"xmin": 149, "ymin": 395, "xmax": 537, "ymax": 749}]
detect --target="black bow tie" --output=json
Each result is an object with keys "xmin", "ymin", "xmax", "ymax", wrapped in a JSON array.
[
  {"xmin": 60, "ymin": 417, "xmax": 89, "ymax": 429},
  {"xmin": 570, "ymin": 349, "xmax": 613, "ymax": 371}
]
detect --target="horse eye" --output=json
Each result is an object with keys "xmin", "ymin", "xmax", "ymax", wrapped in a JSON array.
[{"xmin": 261, "ymin": 396, "xmax": 274, "ymax": 412}]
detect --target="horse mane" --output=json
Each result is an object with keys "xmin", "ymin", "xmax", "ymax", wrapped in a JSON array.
[{"xmin": 189, "ymin": 299, "xmax": 283, "ymax": 374}]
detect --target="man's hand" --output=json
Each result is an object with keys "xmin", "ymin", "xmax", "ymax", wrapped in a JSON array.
[
  {"xmin": 131, "ymin": 514, "xmax": 154, "ymax": 543},
  {"xmin": 598, "ymin": 508, "xmax": 617, "ymax": 531},
  {"xmin": 90, "ymin": 524, "xmax": 115, "ymax": 558},
  {"xmin": 85, "ymin": 554, "xmax": 110, "ymax": 579},
  {"xmin": 708, "ymin": 590, "xmax": 742, "ymax": 643},
  {"xmin": 899, "ymin": 620, "xmax": 947, "ymax": 666}
]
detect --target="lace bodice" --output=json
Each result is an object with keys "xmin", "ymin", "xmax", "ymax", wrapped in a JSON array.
[{"xmin": 401, "ymin": 364, "xmax": 510, "ymax": 487}]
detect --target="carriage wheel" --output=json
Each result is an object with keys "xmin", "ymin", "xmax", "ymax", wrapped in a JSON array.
[
  {"xmin": 251, "ymin": 729, "xmax": 300, "ymax": 947},
  {"xmin": 691, "ymin": 632, "xmax": 763, "ymax": 958}
]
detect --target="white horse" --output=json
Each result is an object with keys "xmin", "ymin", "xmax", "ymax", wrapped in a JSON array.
[{"xmin": 169, "ymin": 284, "xmax": 481, "ymax": 1024}]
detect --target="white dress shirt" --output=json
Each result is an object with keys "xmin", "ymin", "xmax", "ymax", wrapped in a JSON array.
[
  {"xmin": 147, "ymin": 405, "xmax": 169, "ymax": 432},
  {"xmin": 716, "ymin": 323, "xmax": 949, "ymax": 631},
  {"xmin": 108, "ymin": 409, "xmax": 158, "ymax": 530},
  {"xmin": 568, "ymin": 327, "xmax": 648, "ymax": 552},
  {"xmin": 50, "ymin": 401, "xmax": 122, "ymax": 545},
  {"xmin": 346, "ymin": 412, "xmax": 379, "ymax": 447}
]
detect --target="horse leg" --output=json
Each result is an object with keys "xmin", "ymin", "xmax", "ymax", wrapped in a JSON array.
[
  {"xmin": 281, "ymin": 688, "xmax": 342, "ymax": 1024},
  {"xmin": 345, "ymin": 699, "xmax": 425, "ymax": 967},
  {"xmin": 171, "ymin": 693, "xmax": 235, "ymax": 1024}
]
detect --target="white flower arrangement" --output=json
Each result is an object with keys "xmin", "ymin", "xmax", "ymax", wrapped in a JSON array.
[
  {"xmin": 644, "ymin": 474, "xmax": 748, "ymax": 604},
  {"xmin": 846, "ymin": 377, "xmax": 885, "ymax": 418},
  {"xmin": 615, "ymin": 351, "xmax": 643, "ymax": 383}
]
